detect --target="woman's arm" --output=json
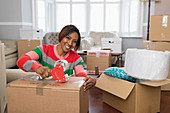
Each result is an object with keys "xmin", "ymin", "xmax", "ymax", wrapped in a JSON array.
[
  {"xmin": 17, "ymin": 51, "xmax": 50, "ymax": 78},
  {"xmin": 74, "ymin": 65, "xmax": 88, "ymax": 77},
  {"xmin": 17, "ymin": 51, "xmax": 42, "ymax": 72},
  {"xmin": 74, "ymin": 64, "xmax": 96, "ymax": 91}
]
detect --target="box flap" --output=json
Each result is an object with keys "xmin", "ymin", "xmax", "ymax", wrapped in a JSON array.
[
  {"xmin": 7, "ymin": 75, "xmax": 85, "ymax": 91},
  {"xmin": 96, "ymin": 73, "xmax": 135, "ymax": 100},
  {"xmin": 140, "ymin": 79, "xmax": 170, "ymax": 87}
]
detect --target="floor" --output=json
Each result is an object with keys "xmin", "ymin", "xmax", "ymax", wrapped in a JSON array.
[{"xmin": 89, "ymin": 87, "xmax": 170, "ymax": 113}]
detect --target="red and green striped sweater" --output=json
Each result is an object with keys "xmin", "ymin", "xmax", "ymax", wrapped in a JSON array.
[{"xmin": 17, "ymin": 44, "xmax": 87, "ymax": 77}]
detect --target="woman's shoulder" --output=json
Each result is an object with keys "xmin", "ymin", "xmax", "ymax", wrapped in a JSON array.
[
  {"xmin": 70, "ymin": 50, "xmax": 79, "ymax": 55},
  {"xmin": 42, "ymin": 44, "xmax": 54, "ymax": 48},
  {"xmin": 41, "ymin": 44, "xmax": 55, "ymax": 49}
]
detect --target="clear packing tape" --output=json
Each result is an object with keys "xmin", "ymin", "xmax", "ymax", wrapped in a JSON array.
[{"xmin": 124, "ymin": 49, "xmax": 170, "ymax": 81}]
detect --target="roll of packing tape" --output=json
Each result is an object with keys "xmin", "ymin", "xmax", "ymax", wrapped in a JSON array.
[{"xmin": 54, "ymin": 60, "xmax": 69, "ymax": 71}]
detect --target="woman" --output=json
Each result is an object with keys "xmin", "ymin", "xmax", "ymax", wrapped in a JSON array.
[{"xmin": 17, "ymin": 25, "xmax": 96, "ymax": 91}]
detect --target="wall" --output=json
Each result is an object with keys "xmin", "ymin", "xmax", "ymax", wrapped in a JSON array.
[
  {"xmin": 0, "ymin": 0, "xmax": 32, "ymax": 39},
  {"xmin": 155, "ymin": 0, "xmax": 170, "ymax": 15},
  {"xmin": 122, "ymin": 38, "xmax": 143, "ymax": 51}
]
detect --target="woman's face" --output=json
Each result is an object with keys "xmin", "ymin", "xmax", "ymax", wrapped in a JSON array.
[{"xmin": 60, "ymin": 32, "xmax": 79, "ymax": 53}]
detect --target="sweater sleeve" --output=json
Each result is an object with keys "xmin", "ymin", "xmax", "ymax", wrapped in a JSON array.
[
  {"xmin": 74, "ymin": 65, "xmax": 88, "ymax": 77},
  {"xmin": 17, "ymin": 51, "xmax": 42, "ymax": 72}
]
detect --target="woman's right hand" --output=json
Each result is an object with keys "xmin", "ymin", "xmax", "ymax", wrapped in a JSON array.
[{"xmin": 36, "ymin": 66, "xmax": 51, "ymax": 79}]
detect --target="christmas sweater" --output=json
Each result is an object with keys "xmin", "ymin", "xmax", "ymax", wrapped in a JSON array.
[{"xmin": 17, "ymin": 44, "xmax": 87, "ymax": 77}]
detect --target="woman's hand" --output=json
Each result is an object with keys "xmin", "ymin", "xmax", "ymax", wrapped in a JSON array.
[
  {"xmin": 36, "ymin": 66, "xmax": 51, "ymax": 79},
  {"xmin": 83, "ymin": 77, "xmax": 96, "ymax": 91}
]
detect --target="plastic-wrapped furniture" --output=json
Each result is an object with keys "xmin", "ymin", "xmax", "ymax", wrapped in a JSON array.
[{"xmin": 81, "ymin": 31, "xmax": 120, "ymax": 51}]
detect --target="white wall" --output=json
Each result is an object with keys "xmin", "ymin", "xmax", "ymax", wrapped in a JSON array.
[
  {"xmin": 155, "ymin": 0, "xmax": 170, "ymax": 15},
  {"xmin": 0, "ymin": 0, "xmax": 32, "ymax": 39}
]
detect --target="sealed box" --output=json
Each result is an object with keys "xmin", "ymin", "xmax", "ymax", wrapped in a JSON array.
[
  {"xmin": 20, "ymin": 28, "xmax": 43, "ymax": 40},
  {"xmin": 143, "ymin": 40, "xmax": 170, "ymax": 90},
  {"xmin": 17, "ymin": 40, "xmax": 42, "ymax": 58},
  {"xmin": 96, "ymin": 73, "xmax": 170, "ymax": 113},
  {"xmin": 149, "ymin": 15, "xmax": 170, "ymax": 41},
  {"xmin": 143, "ymin": 40, "xmax": 170, "ymax": 51},
  {"xmin": 7, "ymin": 75, "xmax": 89, "ymax": 113},
  {"xmin": 101, "ymin": 38, "xmax": 122, "ymax": 53},
  {"xmin": 86, "ymin": 50, "xmax": 111, "ymax": 74},
  {"xmin": 0, "ymin": 43, "xmax": 7, "ymax": 113}
]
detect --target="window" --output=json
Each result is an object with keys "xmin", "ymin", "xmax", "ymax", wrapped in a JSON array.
[{"xmin": 34, "ymin": 0, "xmax": 143, "ymax": 37}]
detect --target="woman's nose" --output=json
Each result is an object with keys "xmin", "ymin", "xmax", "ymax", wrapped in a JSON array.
[{"xmin": 68, "ymin": 40, "xmax": 72, "ymax": 45}]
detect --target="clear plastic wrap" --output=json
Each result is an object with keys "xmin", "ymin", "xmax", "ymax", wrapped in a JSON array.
[
  {"xmin": 124, "ymin": 49, "xmax": 170, "ymax": 80},
  {"xmin": 81, "ymin": 38, "xmax": 94, "ymax": 50}
]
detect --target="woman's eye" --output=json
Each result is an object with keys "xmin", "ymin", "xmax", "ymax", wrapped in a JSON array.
[
  {"xmin": 73, "ymin": 40, "xmax": 77, "ymax": 43},
  {"xmin": 66, "ymin": 37, "xmax": 70, "ymax": 40}
]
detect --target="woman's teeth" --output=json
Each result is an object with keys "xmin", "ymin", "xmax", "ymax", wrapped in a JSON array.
[{"xmin": 66, "ymin": 45, "xmax": 70, "ymax": 49}]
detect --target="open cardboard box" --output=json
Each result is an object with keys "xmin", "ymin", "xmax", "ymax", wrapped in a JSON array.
[
  {"xmin": 96, "ymin": 73, "xmax": 170, "ymax": 113},
  {"xmin": 7, "ymin": 75, "xmax": 89, "ymax": 113}
]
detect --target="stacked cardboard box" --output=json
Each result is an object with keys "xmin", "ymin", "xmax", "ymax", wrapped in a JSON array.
[
  {"xmin": 95, "ymin": 15, "xmax": 170, "ymax": 112},
  {"xmin": 149, "ymin": 15, "xmax": 170, "ymax": 41},
  {"xmin": 0, "ymin": 43, "xmax": 7, "ymax": 113},
  {"xmin": 86, "ymin": 50, "xmax": 111, "ymax": 74},
  {"xmin": 7, "ymin": 75, "xmax": 89, "ymax": 113},
  {"xmin": 17, "ymin": 40, "xmax": 42, "ymax": 58},
  {"xmin": 143, "ymin": 15, "xmax": 170, "ymax": 90}
]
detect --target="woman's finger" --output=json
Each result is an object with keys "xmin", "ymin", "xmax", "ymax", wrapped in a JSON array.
[
  {"xmin": 84, "ymin": 83, "xmax": 93, "ymax": 91},
  {"xmin": 44, "ymin": 70, "xmax": 49, "ymax": 77},
  {"xmin": 83, "ymin": 77, "xmax": 91, "ymax": 85}
]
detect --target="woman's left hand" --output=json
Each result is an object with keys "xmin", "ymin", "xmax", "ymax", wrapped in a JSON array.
[{"xmin": 83, "ymin": 77, "xmax": 96, "ymax": 91}]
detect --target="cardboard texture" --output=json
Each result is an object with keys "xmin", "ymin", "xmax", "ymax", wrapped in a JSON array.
[
  {"xmin": 0, "ymin": 43, "xmax": 7, "ymax": 113},
  {"xmin": 7, "ymin": 75, "xmax": 89, "ymax": 113},
  {"xmin": 143, "ymin": 41, "xmax": 170, "ymax": 91},
  {"xmin": 96, "ymin": 73, "xmax": 170, "ymax": 113},
  {"xmin": 87, "ymin": 50, "xmax": 111, "ymax": 74},
  {"xmin": 17, "ymin": 40, "xmax": 42, "ymax": 58},
  {"xmin": 149, "ymin": 15, "xmax": 170, "ymax": 41}
]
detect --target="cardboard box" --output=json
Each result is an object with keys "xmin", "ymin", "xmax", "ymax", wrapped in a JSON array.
[
  {"xmin": 143, "ymin": 40, "xmax": 170, "ymax": 91},
  {"xmin": 96, "ymin": 73, "xmax": 170, "ymax": 113},
  {"xmin": 17, "ymin": 40, "xmax": 42, "ymax": 58},
  {"xmin": 20, "ymin": 28, "xmax": 43, "ymax": 40},
  {"xmin": 0, "ymin": 43, "xmax": 7, "ymax": 113},
  {"xmin": 143, "ymin": 40, "xmax": 170, "ymax": 51},
  {"xmin": 149, "ymin": 15, "xmax": 170, "ymax": 41},
  {"xmin": 86, "ymin": 50, "xmax": 111, "ymax": 74},
  {"xmin": 7, "ymin": 75, "xmax": 89, "ymax": 113},
  {"xmin": 101, "ymin": 38, "xmax": 122, "ymax": 53}
]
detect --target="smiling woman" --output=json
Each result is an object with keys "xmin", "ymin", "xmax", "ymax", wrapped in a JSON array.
[{"xmin": 17, "ymin": 25, "xmax": 96, "ymax": 91}]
